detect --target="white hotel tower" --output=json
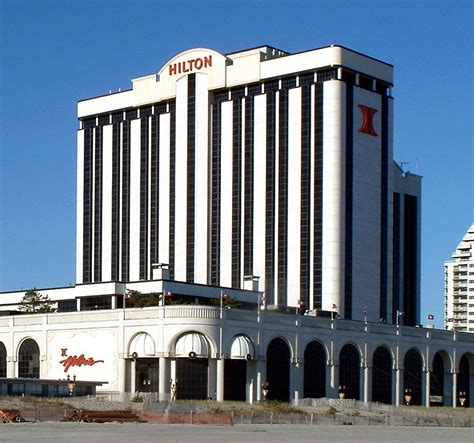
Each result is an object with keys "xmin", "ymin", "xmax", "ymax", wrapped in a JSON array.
[
  {"xmin": 76, "ymin": 45, "xmax": 421, "ymax": 325},
  {"xmin": 445, "ymin": 223, "xmax": 474, "ymax": 332}
]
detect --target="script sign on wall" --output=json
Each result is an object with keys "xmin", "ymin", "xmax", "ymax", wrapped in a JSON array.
[{"xmin": 59, "ymin": 347, "xmax": 104, "ymax": 373}]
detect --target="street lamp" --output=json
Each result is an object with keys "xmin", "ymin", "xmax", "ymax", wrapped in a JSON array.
[
  {"xmin": 338, "ymin": 385, "xmax": 346, "ymax": 400},
  {"xmin": 261, "ymin": 382, "xmax": 269, "ymax": 401},
  {"xmin": 67, "ymin": 374, "xmax": 76, "ymax": 397},
  {"xmin": 404, "ymin": 388, "xmax": 412, "ymax": 406},
  {"xmin": 459, "ymin": 391, "xmax": 467, "ymax": 407}
]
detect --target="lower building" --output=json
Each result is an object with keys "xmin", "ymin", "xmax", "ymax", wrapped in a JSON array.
[{"xmin": 1, "ymin": 280, "xmax": 473, "ymax": 407}]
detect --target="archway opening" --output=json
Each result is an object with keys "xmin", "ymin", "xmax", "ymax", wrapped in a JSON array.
[
  {"xmin": 18, "ymin": 339, "xmax": 40, "ymax": 379},
  {"xmin": 372, "ymin": 346, "xmax": 392, "ymax": 404},
  {"xmin": 457, "ymin": 354, "xmax": 471, "ymax": 407},
  {"xmin": 403, "ymin": 348, "xmax": 422, "ymax": 405},
  {"xmin": 129, "ymin": 332, "xmax": 159, "ymax": 393},
  {"xmin": 174, "ymin": 332, "xmax": 210, "ymax": 400},
  {"xmin": 224, "ymin": 335, "xmax": 253, "ymax": 401},
  {"xmin": 339, "ymin": 344, "xmax": 360, "ymax": 400},
  {"xmin": 430, "ymin": 352, "xmax": 446, "ymax": 407},
  {"xmin": 303, "ymin": 341, "xmax": 326, "ymax": 399},
  {"xmin": 0, "ymin": 342, "xmax": 6, "ymax": 377},
  {"xmin": 266, "ymin": 338, "xmax": 290, "ymax": 402}
]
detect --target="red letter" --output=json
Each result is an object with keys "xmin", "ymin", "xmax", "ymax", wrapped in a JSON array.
[
  {"xmin": 188, "ymin": 59, "xmax": 195, "ymax": 71},
  {"xmin": 169, "ymin": 64, "xmax": 176, "ymax": 76},
  {"xmin": 204, "ymin": 55, "xmax": 212, "ymax": 68},
  {"xmin": 358, "ymin": 104, "xmax": 378, "ymax": 136},
  {"xmin": 195, "ymin": 58, "xmax": 203, "ymax": 70}
]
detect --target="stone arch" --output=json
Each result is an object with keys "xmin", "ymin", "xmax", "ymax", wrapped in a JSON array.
[
  {"xmin": 266, "ymin": 337, "xmax": 291, "ymax": 402},
  {"xmin": 173, "ymin": 332, "xmax": 212, "ymax": 400},
  {"xmin": 339, "ymin": 343, "xmax": 361, "ymax": 400},
  {"xmin": 403, "ymin": 347, "xmax": 423, "ymax": 405},
  {"xmin": 430, "ymin": 350, "xmax": 451, "ymax": 406},
  {"xmin": 372, "ymin": 346, "xmax": 392, "ymax": 404},
  {"xmin": 128, "ymin": 332, "xmax": 158, "ymax": 393},
  {"xmin": 0, "ymin": 341, "xmax": 6, "ymax": 377},
  {"xmin": 18, "ymin": 338, "xmax": 40, "ymax": 379},
  {"xmin": 303, "ymin": 340, "xmax": 326, "ymax": 399},
  {"xmin": 223, "ymin": 335, "xmax": 254, "ymax": 402},
  {"xmin": 457, "ymin": 353, "xmax": 473, "ymax": 407}
]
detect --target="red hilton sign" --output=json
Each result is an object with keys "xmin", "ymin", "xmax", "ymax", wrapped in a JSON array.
[{"xmin": 168, "ymin": 55, "xmax": 213, "ymax": 76}]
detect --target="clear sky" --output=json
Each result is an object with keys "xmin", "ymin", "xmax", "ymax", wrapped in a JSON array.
[{"xmin": 0, "ymin": 0, "xmax": 472, "ymax": 328}]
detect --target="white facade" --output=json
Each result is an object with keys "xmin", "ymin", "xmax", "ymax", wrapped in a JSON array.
[
  {"xmin": 75, "ymin": 44, "xmax": 421, "ymax": 325},
  {"xmin": 445, "ymin": 223, "xmax": 474, "ymax": 332}
]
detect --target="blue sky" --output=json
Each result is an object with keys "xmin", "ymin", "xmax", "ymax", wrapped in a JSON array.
[{"xmin": 0, "ymin": 0, "xmax": 472, "ymax": 328}]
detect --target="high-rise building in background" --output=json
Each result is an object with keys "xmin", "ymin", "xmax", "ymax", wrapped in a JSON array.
[
  {"xmin": 445, "ymin": 223, "xmax": 474, "ymax": 332},
  {"xmin": 76, "ymin": 45, "xmax": 421, "ymax": 325}
]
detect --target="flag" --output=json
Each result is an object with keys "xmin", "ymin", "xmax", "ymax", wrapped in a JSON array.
[
  {"xmin": 363, "ymin": 307, "xmax": 368, "ymax": 322},
  {"xmin": 397, "ymin": 310, "xmax": 404, "ymax": 317},
  {"xmin": 332, "ymin": 303, "xmax": 338, "ymax": 310},
  {"xmin": 164, "ymin": 291, "xmax": 172, "ymax": 297},
  {"xmin": 447, "ymin": 318, "xmax": 454, "ymax": 323},
  {"xmin": 221, "ymin": 291, "xmax": 228, "ymax": 300},
  {"xmin": 427, "ymin": 314, "xmax": 434, "ymax": 320},
  {"xmin": 124, "ymin": 292, "xmax": 132, "ymax": 301}
]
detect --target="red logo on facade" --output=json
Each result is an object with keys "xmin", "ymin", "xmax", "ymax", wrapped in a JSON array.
[
  {"xmin": 59, "ymin": 349, "xmax": 104, "ymax": 373},
  {"xmin": 168, "ymin": 55, "xmax": 213, "ymax": 76},
  {"xmin": 358, "ymin": 104, "xmax": 378, "ymax": 136}
]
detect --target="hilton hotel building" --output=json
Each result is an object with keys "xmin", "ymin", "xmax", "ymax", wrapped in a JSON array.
[
  {"xmin": 5, "ymin": 45, "xmax": 462, "ymax": 407},
  {"xmin": 77, "ymin": 45, "xmax": 421, "ymax": 325}
]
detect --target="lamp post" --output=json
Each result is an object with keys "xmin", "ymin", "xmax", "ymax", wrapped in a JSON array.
[
  {"xmin": 404, "ymin": 388, "xmax": 412, "ymax": 406},
  {"xmin": 459, "ymin": 391, "xmax": 467, "ymax": 407},
  {"xmin": 261, "ymin": 382, "xmax": 269, "ymax": 401},
  {"xmin": 338, "ymin": 385, "xmax": 346, "ymax": 400},
  {"xmin": 67, "ymin": 374, "xmax": 76, "ymax": 397}
]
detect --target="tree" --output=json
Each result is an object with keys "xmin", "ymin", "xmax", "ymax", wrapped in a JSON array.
[
  {"xmin": 18, "ymin": 289, "xmax": 55, "ymax": 313},
  {"xmin": 125, "ymin": 290, "xmax": 159, "ymax": 308}
]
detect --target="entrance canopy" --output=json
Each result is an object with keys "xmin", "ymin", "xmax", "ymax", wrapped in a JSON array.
[
  {"xmin": 175, "ymin": 332, "xmax": 209, "ymax": 358},
  {"xmin": 129, "ymin": 332, "xmax": 156, "ymax": 357},
  {"xmin": 230, "ymin": 335, "xmax": 254, "ymax": 359}
]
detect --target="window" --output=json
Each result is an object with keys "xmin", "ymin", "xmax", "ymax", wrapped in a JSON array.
[{"xmin": 18, "ymin": 339, "xmax": 40, "ymax": 379}]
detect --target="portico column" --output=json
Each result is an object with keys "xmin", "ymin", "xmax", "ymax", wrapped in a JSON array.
[
  {"xmin": 452, "ymin": 370, "xmax": 457, "ymax": 408},
  {"xmin": 328, "ymin": 361, "xmax": 339, "ymax": 399},
  {"xmin": 423, "ymin": 369, "xmax": 430, "ymax": 407},
  {"xmin": 395, "ymin": 367, "xmax": 403, "ymax": 406},
  {"xmin": 291, "ymin": 360, "xmax": 303, "ymax": 405},
  {"xmin": 159, "ymin": 356, "xmax": 167, "ymax": 402},
  {"xmin": 216, "ymin": 358, "xmax": 225, "ymax": 402},
  {"xmin": 111, "ymin": 295, "xmax": 117, "ymax": 310},
  {"xmin": 131, "ymin": 359, "xmax": 137, "ymax": 394},
  {"xmin": 256, "ymin": 359, "xmax": 264, "ymax": 401},
  {"xmin": 118, "ymin": 356, "xmax": 126, "ymax": 399},
  {"xmin": 7, "ymin": 357, "xmax": 15, "ymax": 378},
  {"xmin": 363, "ymin": 364, "xmax": 372, "ymax": 404}
]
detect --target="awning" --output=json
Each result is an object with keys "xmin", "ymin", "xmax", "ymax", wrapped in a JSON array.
[
  {"xmin": 230, "ymin": 335, "xmax": 254, "ymax": 360},
  {"xmin": 175, "ymin": 332, "xmax": 209, "ymax": 358},
  {"xmin": 128, "ymin": 332, "xmax": 156, "ymax": 357}
]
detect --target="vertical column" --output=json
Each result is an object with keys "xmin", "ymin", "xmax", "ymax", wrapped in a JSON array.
[
  {"xmin": 321, "ymin": 81, "xmax": 346, "ymax": 316},
  {"xmin": 253, "ymin": 94, "xmax": 267, "ymax": 288},
  {"xmin": 256, "ymin": 360, "xmax": 265, "ymax": 402},
  {"xmin": 130, "ymin": 359, "xmax": 137, "ymax": 394},
  {"xmin": 118, "ymin": 357, "xmax": 126, "ymax": 399},
  {"xmin": 194, "ymin": 73, "xmax": 209, "ymax": 284},
  {"xmin": 364, "ymin": 365, "xmax": 372, "ymax": 404},
  {"xmin": 157, "ymin": 113, "xmax": 171, "ymax": 264},
  {"xmin": 291, "ymin": 363, "xmax": 303, "ymax": 405},
  {"xmin": 159, "ymin": 356, "xmax": 167, "ymax": 401},
  {"xmin": 452, "ymin": 370, "xmax": 457, "ymax": 408},
  {"xmin": 220, "ymin": 101, "xmax": 233, "ymax": 286},
  {"xmin": 129, "ymin": 119, "xmax": 141, "ymax": 281},
  {"xmin": 76, "ymin": 130, "xmax": 84, "ymax": 284},
  {"xmin": 216, "ymin": 358, "xmax": 225, "ymax": 402},
  {"xmin": 174, "ymin": 77, "xmax": 188, "ymax": 281},
  {"xmin": 423, "ymin": 369, "xmax": 430, "ymax": 407},
  {"xmin": 395, "ymin": 367, "xmax": 403, "ymax": 406},
  {"xmin": 287, "ymin": 88, "xmax": 302, "ymax": 307}
]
